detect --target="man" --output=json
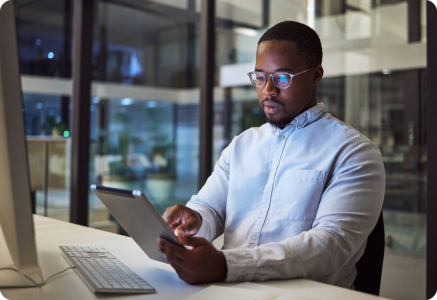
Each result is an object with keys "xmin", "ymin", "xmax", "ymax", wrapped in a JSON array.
[{"xmin": 156, "ymin": 21, "xmax": 385, "ymax": 289}]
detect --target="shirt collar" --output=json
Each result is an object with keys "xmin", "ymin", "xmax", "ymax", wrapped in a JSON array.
[{"xmin": 271, "ymin": 102, "xmax": 326, "ymax": 133}]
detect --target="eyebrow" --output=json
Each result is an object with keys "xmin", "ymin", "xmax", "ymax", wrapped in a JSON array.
[{"xmin": 254, "ymin": 67, "xmax": 294, "ymax": 72}]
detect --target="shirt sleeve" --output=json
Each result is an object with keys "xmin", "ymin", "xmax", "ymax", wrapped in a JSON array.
[
  {"xmin": 185, "ymin": 141, "xmax": 233, "ymax": 242},
  {"xmin": 221, "ymin": 141, "xmax": 385, "ymax": 283}
]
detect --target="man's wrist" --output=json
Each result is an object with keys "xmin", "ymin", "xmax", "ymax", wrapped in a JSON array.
[{"xmin": 218, "ymin": 251, "xmax": 228, "ymax": 282}]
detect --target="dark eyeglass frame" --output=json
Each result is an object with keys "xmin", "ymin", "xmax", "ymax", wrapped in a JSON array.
[{"xmin": 247, "ymin": 67, "xmax": 314, "ymax": 89}]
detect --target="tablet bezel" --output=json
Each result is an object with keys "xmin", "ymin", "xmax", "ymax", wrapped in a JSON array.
[{"xmin": 90, "ymin": 185, "xmax": 183, "ymax": 263}]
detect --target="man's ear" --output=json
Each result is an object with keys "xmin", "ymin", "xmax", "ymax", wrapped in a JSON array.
[{"xmin": 313, "ymin": 65, "xmax": 324, "ymax": 86}]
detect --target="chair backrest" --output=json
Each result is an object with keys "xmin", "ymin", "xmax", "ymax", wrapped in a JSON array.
[{"xmin": 353, "ymin": 211, "xmax": 385, "ymax": 296}]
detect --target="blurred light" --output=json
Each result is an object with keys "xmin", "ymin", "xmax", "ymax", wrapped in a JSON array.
[
  {"xmin": 130, "ymin": 54, "xmax": 142, "ymax": 77},
  {"xmin": 36, "ymin": 103, "xmax": 42, "ymax": 109},
  {"xmin": 382, "ymin": 69, "xmax": 392, "ymax": 74},
  {"xmin": 307, "ymin": 0, "xmax": 315, "ymax": 29},
  {"xmin": 90, "ymin": 105, "xmax": 95, "ymax": 112},
  {"xmin": 63, "ymin": 131, "xmax": 70, "ymax": 138},
  {"xmin": 234, "ymin": 27, "xmax": 258, "ymax": 37},
  {"xmin": 36, "ymin": 39, "xmax": 41, "ymax": 45},
  {"xmin": 121, "ymin": 98, "xmax": 133, "ymax": 105},
  {"xmin": 48, "ymin": 52, "xmax": 54, "ymax": 59},
  {"xmin": 147, "ymin": 101, "xmax": 157, "ymax": 107},
  {"xmin": 92, "ymin": 97, "xmax": 100, "ymax": 104}
]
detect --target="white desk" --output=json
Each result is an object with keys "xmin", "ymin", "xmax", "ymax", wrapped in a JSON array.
[{"xmin": 0, "ymin": 216, "xmax": 391, "ymax": 300}]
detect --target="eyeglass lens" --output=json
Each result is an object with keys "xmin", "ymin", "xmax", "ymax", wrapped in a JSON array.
[{"xmin": 250, "ymin": 72, "xmax": 292, "ymax": 88}]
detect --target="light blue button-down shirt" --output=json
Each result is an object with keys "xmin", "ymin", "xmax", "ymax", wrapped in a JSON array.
[{"xmin": 186, "ymin": 103, "xmax": 385, "ymax": 288}]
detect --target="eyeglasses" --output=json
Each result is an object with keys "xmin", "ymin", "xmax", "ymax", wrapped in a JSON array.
[{"xmin": 247, "ymin": 68, "xmax": 313, "ymax": 89}]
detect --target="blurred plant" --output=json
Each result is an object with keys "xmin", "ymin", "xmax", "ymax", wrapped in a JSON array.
[
  {"xmin": 142, "ymin": 105, "xmax": 176, "ymax": 175},
  {"xmin": 105, "ymin": 112, "xmax": 134, "ymax": 177}
]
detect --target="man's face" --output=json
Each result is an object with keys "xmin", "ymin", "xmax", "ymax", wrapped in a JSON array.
[{"xmin": 255, "ymin": 40, "xmax": 323, "ymax": 129}]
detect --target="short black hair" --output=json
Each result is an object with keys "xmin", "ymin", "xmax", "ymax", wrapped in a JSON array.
[{"xmin": 258, "ymin": 21, "xmax": 323, "ymax": 68}]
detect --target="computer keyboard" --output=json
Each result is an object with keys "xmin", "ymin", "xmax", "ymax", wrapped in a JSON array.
[{"xmin": 60, "ymin": 246, "xmax": 156, "ymax": 294}]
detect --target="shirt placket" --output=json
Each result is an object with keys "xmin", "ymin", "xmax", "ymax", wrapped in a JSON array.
[{"xmin": 247, "ymin": 125, "xmax": 295, "ymax": 249}]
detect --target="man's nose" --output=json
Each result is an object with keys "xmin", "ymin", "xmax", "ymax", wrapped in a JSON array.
[{"xmin": 262, "ymin": 76, "xmax": 279, "ymax": 97}]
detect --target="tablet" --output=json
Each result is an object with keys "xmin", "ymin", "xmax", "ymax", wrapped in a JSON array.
[{"xmin": 90, "ymin": 185, "xmax": 183, "ymax": 263}]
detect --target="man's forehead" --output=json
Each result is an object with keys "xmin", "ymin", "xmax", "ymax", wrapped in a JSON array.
[{"xmin": 255, "ymin": 40, "xmax": 302, "ymax": 71}]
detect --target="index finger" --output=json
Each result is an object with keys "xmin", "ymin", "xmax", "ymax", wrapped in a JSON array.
[{"xmin": 162, "ymin": 206, "xmax": 182, "ymax": 226}]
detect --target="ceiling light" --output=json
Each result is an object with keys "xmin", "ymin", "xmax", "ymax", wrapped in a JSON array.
[{"xmin": 234, "ymin": 27, "xmax": 258, "ymax": 37}]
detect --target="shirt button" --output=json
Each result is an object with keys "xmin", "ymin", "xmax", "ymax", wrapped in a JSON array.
[
  {"xmin": 280, "ymin": 135, "xmax": 285, "ymax": 140},
  {"xmin": 298, "ymin": 125, "xmax": 302, "ymax": 129},
  {"xmin": 270, "ymin": 171, "xmax": 275, "ymax": 176},
  {"xmin": 237, "ymin": 276, "xmax": 244, "ymax": 282},
  {"xmin": 249, "ymin": 246, "xmax": 254, "ymax": 249},
  {"xmin": 262, "ymin": 208, "xmax": 266, "ymax": 213}
]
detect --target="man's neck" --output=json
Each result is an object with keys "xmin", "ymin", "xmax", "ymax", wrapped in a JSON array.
[{"xmin": 273, "ymin": 100, "xmax": 318, "ymax": 130}]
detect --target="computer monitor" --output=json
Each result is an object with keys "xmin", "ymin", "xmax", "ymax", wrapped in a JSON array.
[{"xmin": 0, "ymin": 0, "xmax": 43, "ymax": 287}]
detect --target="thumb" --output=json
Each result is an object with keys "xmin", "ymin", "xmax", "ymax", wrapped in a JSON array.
[{"xmin": 176, "ymin": 230, "xmax": 207, "ymax": 248}]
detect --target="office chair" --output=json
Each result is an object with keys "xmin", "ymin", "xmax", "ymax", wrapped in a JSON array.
[{"xmin": 353, "ymin": 211, "xmax": 385, "ymax": 296}]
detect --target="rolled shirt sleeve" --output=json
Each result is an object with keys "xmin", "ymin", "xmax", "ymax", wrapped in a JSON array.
[{"xmin": 186, "ymin": 143, "xmax": 232, "ymax": 242}]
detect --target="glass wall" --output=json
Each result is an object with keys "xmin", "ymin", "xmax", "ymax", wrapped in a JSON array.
[
  {"xmin": 16, "ymin": 0, "xmax": 72, "ymax": 78},
  {"xmin": 16, "ymin": 0, "xmax": 72, "ymax": 222},
  {"xmin": 16, "ymin": 0, "xmax": 203, "ymax": 231},
  {"xmin": 213, "ymin": 1, "xmax": 426, "ymax": 299},
  {"xmin": 88, "ymin": 1, "xmax": 201, "ymax": 231}
]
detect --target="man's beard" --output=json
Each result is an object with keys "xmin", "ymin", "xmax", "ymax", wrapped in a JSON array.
[{"xmin": 261, "ymin": 98, "xmax": 294, "ymax": 129}]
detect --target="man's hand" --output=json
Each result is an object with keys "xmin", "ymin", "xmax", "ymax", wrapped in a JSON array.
[
  {"xmin": 156, "ymin": 231, "xmax": 227, "ymax": 284},
  {"xmin": 162, "ymin": 204, "xmax": 202, "ymax": 236}
]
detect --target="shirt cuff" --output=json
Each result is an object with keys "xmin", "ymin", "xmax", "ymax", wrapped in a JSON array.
[
  {"xmin": 222, "ymin": 248, "xmax": 257, "ymax": 282},
  {"xmin": 185, "ymin": 202, "xmax": 218, "ymax": 242}
]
